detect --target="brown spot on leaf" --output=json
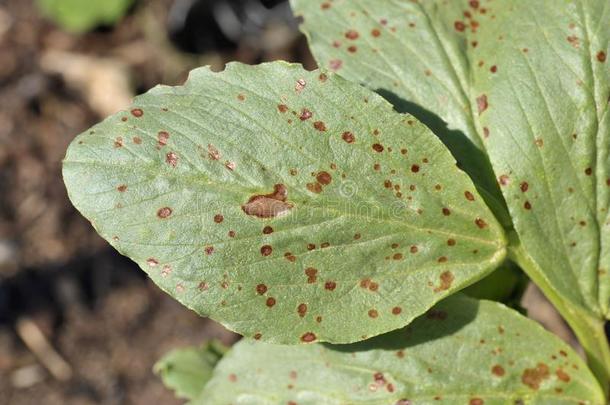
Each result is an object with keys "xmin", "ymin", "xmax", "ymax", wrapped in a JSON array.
[
  {"xmin": 295, "ymin": 79, "xmax": 306, "ymax": 93},
  {"xmin": 306, "ymin": 183, "xmax": 323, "ymax": 193},
  {"xmin": 214, "ymin": 214, "xmax": 224, "ymax": 223},
  {"xmin": 316, "ymin": 171, "xmax": 332, "ymax": 185},
  {"xmin": 266, "ymin": 297, "xmax": 276, "ymax": 307},
  {"xmin": 434, "ymin": 271, "xmax": 454, "ymax": 292},
  {"xmin": 499, "ymin": 175, "xmax": 510, "ymax": 186},
  {"xmin": 342, "ymin": 131, "xmax": 355, "ymax": 143},
  {"xmin": 329, "ymin": 59, "xmax": 343, "ymax": 70},
  {"xmin": 522, "ymin": 363, "xmax": 550, "ymax": 390},
  {"xmin": 585, "ymin": 167, "xmax": 592, "ymax": 175},
  {"xmin": 301, "ymin": 332, "xmax": 316, "ymax": 343},
  {"xmin": 305, "ymin": 268, "xmax": 318, "ymax": 283},
  {"xmin": 368, "ymin": 309, "xmax": 378, "ymax": 318},
  {"xmin": 371, "ymin": 28, "xmax": 381, "ymax": 37},
  {"xmin": 114, "ymin": 137, "xmax": 123, "ymax": 148},
  {"xmin": 313, "ymin": 121, "xmax": 327, "ymax": 131},
  {"xmin": 475, "ymin": 218, "xmax": 488, "ymax": 229},
  {"xmin": 208, "ymin": 144, "xmax": 220, "ymax": 160},
  {"xmin": 146, "ymin": 258, "xmax": 159, "ymax": 267},
  {"xmin": 131, "ymin": 108, "xmax": 143, "ymax": 117},
  {"xmin": 492, "ymin": 365, "xmax": 505, "ymax": 377},
  {"xmin": 261, "ymin": 245, "xmax": 273, "ymax": 256},
  {"xmin": 490, "ymin": 65, "xmax": 497, "ymax": 73},
  {"xmin": 454, "ymin": 21, "xmax": 466, "ymax": 32},
  {"xmin": 254, "ymin": 333, "xmax": 262, "ymax": 340},
  {"xmin": 133, "ymin": 136, "xmax": 142, "ymax": 145},
  {"xmin": 242, "ymin": 184, "xmax": 293, "ymax": 218},
  {"xmin": 411, "ymin": 164, "xmax": 420, "ymax": 173},
  {"xmin": 297, "ymin": 303, "xmax": 307, "ymax": 317},
  {"xmin": 520, "ymin": 182, "xmax": 529, "ymax": 192},
  {"xmin": 204, "ymin": 246, "xmax": 214, "ymax": 255},
  {"xmin": 256, "ymin": 284, "xmax": 267, "ymax": 295},
  {"xmin": 158, "ymin": 131, "xmax": 169, "ymax": 146},
  {"xmin": 442, "ymin": 207, "xmax": 451, "ymax": 216},
  {"xmin": 392, "ymin": 307, "xmax": 402, "ymax": 315},
  {"xmin": 278, "ymin": 104, "xmax": 288, "ymax": 113},
  {"xmin": 556, "ymin": 368, "xmax": 570, "ymax": 382},
  {"xmin": 372, "ymin": 143, "xmax": 384, "ymax": 152},
  {"xmin": 524, "ymin": 201, "xmax": 532, "ymax": 210},
  {"xmin": 597, "ymin": 51, "xmax": 607, "ymax": 63},
  {"xmin": 347, "ymin": 45, "xmax": 357, "ymax": 53},
  {"xmin": 117, "ymin": 184, "xmax": 127, "ymax": 192},
  {"xmin": 299, "ymin": 109, "xmax": 313, "ymax": 120},
  {"xmin": 166, "ymin": 152, "xmax": 178, "ymax": 167},
  {"xmin": 469, "ymin": 399, "xmax": 484, "ymax": 405},
  {"xmin": 465, "ymin": 191, "xmax": 475, "ymax": 201},
  {"xmin": 345, "ymin": 30, "xmax": 359, "ymax": 40},
  {"xmin": 157, "ymin": 207, "xmax": 172, "ymax": 218},
  {"xmin": 447, "ymin": 239, "xmax": 456, "ymax": 246},
  {"xmin": 284, "ymin": 252, "xmax": 296, "ymax": 262},
  {"xmin": 324, "ymin": 281, "xmax": 337, "ymax": 291},
  {"xmin": 476, "ymin": 95, "xmax": 488, "ymax": 114},
  {"xmin": 262, "ymin": 226, "xmax": 273, "ymax": 234}
]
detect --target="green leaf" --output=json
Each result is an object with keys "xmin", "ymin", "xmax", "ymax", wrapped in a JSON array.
[
  {"xmin": 154, "ymin": 341, "xmax": 228, "ymax": 401},
  {"xmin": 291, "ymin": 0, "xmax": 610, "ymax": 380},
  {"xmin": 36, "ymin": 0, "xmax": 133, "ymax": 33},
  {"xmin": 471, "ymin": 0, "xmax": 610, "ymax": 319},
  {"xmin": 291, "ymin": 0, "xmax": 510, "ymax": 225},
  {"xmin": 462, "ymin": 261, "xmax": 526, "ymax": 305},
  {"xmin": 195, "ymin": 295, "xmax": 605, "ymax": 405},
  {"xmin": 63, "ymin": 61, "xmax": 506, "ymax": 344}
]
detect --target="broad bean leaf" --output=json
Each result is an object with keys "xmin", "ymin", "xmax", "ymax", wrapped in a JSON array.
[
  {"xmin": 153, "ymin": 341, "xmax": 228, "ymax": 401},
  {"xmin": 63, "ymin": 62, "xmax": 506, "ymax": 344},
  {"xmin": 37, "ymin": 0, "xmax": 133, "ymax": 33},
  {"xmin": 292, "ymin": 0, "xmax": 610, "ymax": 319},
  {"xmin": 194, "ymin": 295, "xmax": 605, "ymax": 405},
  {"xmin": 291, "ymin": 0, "xmax": 509, "ymax": 225}
]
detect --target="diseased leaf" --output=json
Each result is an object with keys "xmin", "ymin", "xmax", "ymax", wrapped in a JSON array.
[
  {"xmin": 292, "ymin": 0, "xmax": 610, "ymax": 346},
  {"xmin": 63, "ymin": 62, "xmax": 506, "ymax": 344},
  {"xmin": 471, "ymin": 1, "xmax": 610, "ymax": 321},
  {"xmin": 36, "ymin": 0, "xmax": 133, "ymax": 33},
  {"xmin": 291, "ymin": 0, "xmax": 510, "ymax": 225},
  {"xmin": 154, "ymin": 341, "xmax": 228, "ymax": 401},
  {"xmin": 196, "ymin": 295, "xmax": 605, "ymax": 405}
]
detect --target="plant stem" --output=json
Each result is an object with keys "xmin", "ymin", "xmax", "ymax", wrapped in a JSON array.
[{"xmin": 508, "ymin": 231, "xmax": 610, "ymax": 396}]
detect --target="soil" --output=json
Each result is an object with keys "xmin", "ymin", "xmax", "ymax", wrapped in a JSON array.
[{"xmin": 0, "ymin": 0, "xmax": 313, "ymax": 403}]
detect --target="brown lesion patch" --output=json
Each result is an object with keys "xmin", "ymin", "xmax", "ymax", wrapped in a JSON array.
[
  {"xmin": 521, "ymin": 363, "xmax": 550, "ymax": 390},
  {"xmin": 433, "ymin": 271, "xmax": 454, "ymax": 292},
  {"xmin": 242, "ymin": 184, "xmax": 293, "ymax": 218}
]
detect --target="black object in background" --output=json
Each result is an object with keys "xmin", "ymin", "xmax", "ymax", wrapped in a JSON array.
[{"xmin": 168, "ymin": 0, "xmax": 295, "ymax": 54}]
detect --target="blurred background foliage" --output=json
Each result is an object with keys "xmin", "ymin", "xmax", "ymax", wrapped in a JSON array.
[{"xmin": 0, "ymin": 1, "xmax": 579, "ymax": 404}]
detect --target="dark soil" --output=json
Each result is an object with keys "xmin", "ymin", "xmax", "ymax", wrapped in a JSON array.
[{"xmin": 0, "ymin": 0, "xmax": 313, "ymax": 403}]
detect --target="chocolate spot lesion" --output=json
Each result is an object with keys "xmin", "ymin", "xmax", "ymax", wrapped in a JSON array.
[{"xmin": 241, "ymin": 184, "xmax": 293, "ymax": 218}]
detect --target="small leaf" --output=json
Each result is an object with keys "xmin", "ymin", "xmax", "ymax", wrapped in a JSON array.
[
  {"xmin": 154, "ymin": 341, "xmax": 228, "ymax": 401},
  {"xmin": 196, "ymin": 295, "xmax": 605, "ymax": 404},
  {"xmin": 63, "ymin": 62, "xmax": 506, "ymax": 344},
  {"xmin": 36, "ymin": 0, "xmax": 133, "ymax": 33}
]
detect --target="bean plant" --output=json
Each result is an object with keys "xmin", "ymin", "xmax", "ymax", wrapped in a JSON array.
[{"xmin": 63, "ymin": 0, "xmax": 610, "ymax": 403}]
